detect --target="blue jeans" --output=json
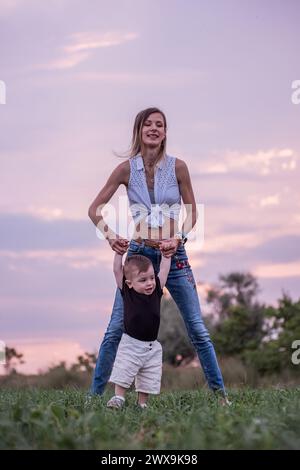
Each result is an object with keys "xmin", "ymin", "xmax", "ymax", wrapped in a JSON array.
[{"xmin": 91, "ymin": 240, "xmax": 226, "ymax": 396}]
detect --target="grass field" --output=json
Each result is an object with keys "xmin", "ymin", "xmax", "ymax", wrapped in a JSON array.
[{"xmin": 0, "ymin": 388, "xmax": 300, "ymax": 450}]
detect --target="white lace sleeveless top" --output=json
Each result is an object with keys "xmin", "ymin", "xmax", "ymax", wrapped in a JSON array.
[{"xmin": 126, "ymin": 153, "xmax": 181, "ymax": 228}]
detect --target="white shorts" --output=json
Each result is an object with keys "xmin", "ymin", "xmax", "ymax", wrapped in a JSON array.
[{"xmin": 109, "ymin": 333, "xmax": 162, "ymax": 395}]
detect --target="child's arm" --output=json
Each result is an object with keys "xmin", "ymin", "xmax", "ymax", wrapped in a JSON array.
[
  {"xmin": 158, "ymin": 253, "xmax": 171, "ymax": 289},
  {"xmin": 113, "ymin": 252, "xmax": 124, "ymax": 290}
]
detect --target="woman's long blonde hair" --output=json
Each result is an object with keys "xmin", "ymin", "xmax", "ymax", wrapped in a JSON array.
[{"xmin": 114, "ymin": 107, "xmax": 168, "ymax": 160}]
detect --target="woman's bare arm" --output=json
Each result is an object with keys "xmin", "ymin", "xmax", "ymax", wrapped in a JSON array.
[
  {"xmin": 88, "ymin": 160, "xmax": 130, "ymax": 252},
  {"xmin": 176, "ymin": 158, "xmax": 198, "ymax": 234}
]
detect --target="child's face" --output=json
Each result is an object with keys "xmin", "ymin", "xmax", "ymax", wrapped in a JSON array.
[{"xmin": 125, "ymin": 265, "xmax": 156, "ymax": 295}]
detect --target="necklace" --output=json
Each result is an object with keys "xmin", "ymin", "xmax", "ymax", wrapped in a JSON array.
[
  {"xmin": 143, "ymin": 156, "xmax": 160, "ymax": 186},
  {"xmin": 145, "ymin": 168, "xmax": 155, "ymax": 184}
]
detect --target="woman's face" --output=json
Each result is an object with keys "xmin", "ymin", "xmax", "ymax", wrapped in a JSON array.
[{"xmin": 141, "ymin": 112, "xmax": 166, "ymax": 149}]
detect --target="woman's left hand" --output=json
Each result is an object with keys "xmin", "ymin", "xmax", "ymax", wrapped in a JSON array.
[{"xmin": 158, "ymin": 238, "xmax": 180, "ymax": 258}]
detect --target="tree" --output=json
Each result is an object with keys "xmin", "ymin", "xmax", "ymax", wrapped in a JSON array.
[
  {"xmin": 207, "ymin": 272, "xmax": 265, "ymax": 361},
  {"xmin": 212, "ymin": 304, "xmax": 265, "ymax": 357},
  {"xmin": 206, "ymin": 271, "xmax": 261, "ymax": 320},
  {"xmin": 70, "ymin": 352, "xmax": 97, "ymax": 373},
  {"xmin": 208, "ymin": 272, "xmax": 300, "ymax": 376},
  {"xmin": 4, "ymin": 347, "xmax": 25, "ymax": 374},
  {"xmin": 220, "ymin": 272, "xmax": 260, "ymax": 308},
  {"xmin": 249, "ymin": 293, "xmax": 300, "ymax": 374}
]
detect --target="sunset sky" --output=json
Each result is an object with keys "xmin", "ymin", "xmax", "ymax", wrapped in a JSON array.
[{"xmin": 1, "ymin": 0, "xmax": 300, "ymax": 373}]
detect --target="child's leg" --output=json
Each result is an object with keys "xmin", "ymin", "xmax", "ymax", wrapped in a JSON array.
[
  {"xmin": 135, "ymin": 341, "xmax": 162, "ymax": 407},
  {"xmin": 115, "ymin": 384, "xmax": 127, "ymax": 400},
  {"xmin": 137, "ymin": 391, "xmax": 149, "ymax": 406},
  {"xmin": 107, "ymin": 334, "xmax": 140, "ymax": 408},
  {"xmin": 107, "ymin": 383, "xmax": 127, "ymax": 409}
]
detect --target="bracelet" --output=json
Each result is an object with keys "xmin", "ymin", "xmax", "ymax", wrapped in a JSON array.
[{"xmin": 174, "ymin": 231, "xmax": 188, "ymax": 245}]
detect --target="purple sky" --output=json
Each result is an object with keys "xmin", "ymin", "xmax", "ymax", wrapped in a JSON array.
[{"xmin": 1, "ymin": 0, "xmax": 300, "ymax": 373}]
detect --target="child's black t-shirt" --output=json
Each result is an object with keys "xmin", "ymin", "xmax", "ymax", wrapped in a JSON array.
[{"xmin": 120, "ymin": 274, "xmax": 163, "ymax": 341}]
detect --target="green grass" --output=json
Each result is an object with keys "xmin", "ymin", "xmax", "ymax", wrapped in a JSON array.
[{"xmin": 0, "ymin": 388, "xmax": 300, "ymax": 449}]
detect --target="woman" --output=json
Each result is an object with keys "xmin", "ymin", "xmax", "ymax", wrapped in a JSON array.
[{"xmin": 88, "ymin": 107, "xmax": 227, "ymax": 399}]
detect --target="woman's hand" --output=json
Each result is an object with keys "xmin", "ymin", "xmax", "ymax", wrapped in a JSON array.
[
  {"xmin": 108, "ymin": 235, "xmax": 129, "ymax": 255},
  {"xmin": 158, "ymin": 238, "xmax": 180, "ymax": 258}
]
